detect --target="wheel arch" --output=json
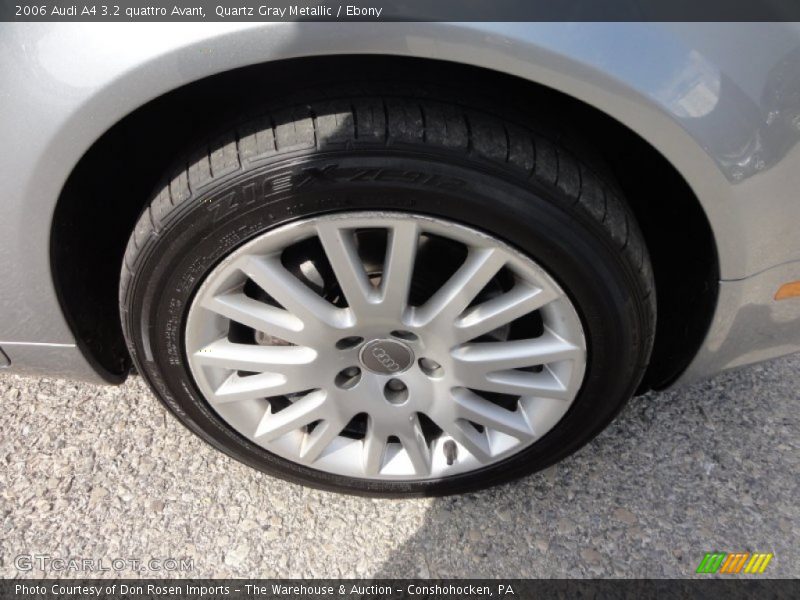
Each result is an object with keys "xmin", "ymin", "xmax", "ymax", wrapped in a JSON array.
[{"xmin": 50, "ymin": 52, "xmax": 718, "ymax": 388}]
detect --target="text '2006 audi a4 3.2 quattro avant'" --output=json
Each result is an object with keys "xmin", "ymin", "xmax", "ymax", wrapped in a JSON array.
[{"xmin": 2, "ymin": 22, "xmax": 800, "ymax": 495}]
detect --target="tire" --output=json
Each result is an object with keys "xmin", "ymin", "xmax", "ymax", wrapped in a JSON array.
[{"xmin": 120, "ymin": 87, "xmax": 656, "ymax": 497}]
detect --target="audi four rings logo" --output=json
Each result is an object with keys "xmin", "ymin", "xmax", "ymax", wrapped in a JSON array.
[
  {"xmin": 371, "ymin": 347, "xmax": 401, "ymax": 372},
  {"xmin": 360, "ymin": 339, "xmax": 413, "ymax": 374}
]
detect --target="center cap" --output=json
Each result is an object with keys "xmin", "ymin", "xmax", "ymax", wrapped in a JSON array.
[{"xmin": 359, "ymin": 339, "xmax": 414, "ymax": 374}]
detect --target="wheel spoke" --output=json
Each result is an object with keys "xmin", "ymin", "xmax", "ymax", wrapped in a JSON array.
[
  {"xmin": 193, "ymin": 339, "xmax": 316, "ymax": 374},
  {"xmin": 454, "ymin": 283, "xmax": 559, "ymax": 342},
  {"xmin": 452, "ymin": 329, "xmax": 582, "ymax": 373},
  {"xmin": 212, "ymin": 371, "xmax": 309, "ymax": 404},
  {"xmin": 238, "ymin": 255, "xmax": 347, "ymax": 329},
  {"xmin": 299, "ymin": 415, "xmax": 349, "ymax": 462},
  {"xmin": 380, "ymin": 221, "xmax": 419, "ymax": 316},
  {"xmin": 452, "ymin": 388, "xmax": 535, "ymax": 441},
  {"xmin": 316, "ymin": 222, "xmax": 376, "ymax": 314},
  {"xmin": 397, "ymin": 415, "xmax": 431, "ymax": 476},
  {"xmin": 469, "ymin": 368, "xmax": 572, "ymax": 399},
  {"xmin": 254, "ymin": 389, "xmax": 328, "ymax": 441},
  {"xmin": 362, "ymin": 420, "xmax": 388, "ymax": 476},
  {"xmin": 412, "ymin": 247, "xmax": 506, "ymax": 327},
  {"xmin": 202, "ymin": 292, "xmax": 306, "ymax": 345}
]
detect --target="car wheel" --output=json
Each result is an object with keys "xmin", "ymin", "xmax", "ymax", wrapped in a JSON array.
[{"xmin": 120, "ymin": 88, "xmax": 655, "ymax": 496}]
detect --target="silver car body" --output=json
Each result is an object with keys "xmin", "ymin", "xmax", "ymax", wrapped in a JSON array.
[{"xmin": 1, "ymin": 22, "xmax": 800, "ymax": 386}]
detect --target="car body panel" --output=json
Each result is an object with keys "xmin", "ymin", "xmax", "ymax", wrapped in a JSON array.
[
  {"xmin": 1, "ymin": 22, "xmax": 800, "ymax": 384},
  {"xmin": 676, "ymin": 259, "xmax": 800, "ymax": 385}
]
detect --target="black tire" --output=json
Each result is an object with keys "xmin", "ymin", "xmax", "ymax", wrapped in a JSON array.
[{"xmin": 120, "ymin": 87, "xmax": 656, "ymax": 497}]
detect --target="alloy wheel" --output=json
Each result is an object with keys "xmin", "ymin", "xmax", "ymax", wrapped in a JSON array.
[{"xmin": 185, "ymin": 212, "xmax": 586, "ymax": 480}]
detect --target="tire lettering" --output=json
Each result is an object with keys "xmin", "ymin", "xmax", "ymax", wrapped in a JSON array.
[{"xmin": 206, "ymin": 164, "xmax": 467, "ymax": 223}]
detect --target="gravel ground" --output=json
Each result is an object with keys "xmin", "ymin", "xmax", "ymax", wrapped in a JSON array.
[{"xmin": 0, "ymin": 355, "xmax": 798, "ymax": 579}]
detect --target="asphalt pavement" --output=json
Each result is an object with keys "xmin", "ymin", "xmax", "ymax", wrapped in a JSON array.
[{"xmin": 1, "ymin": 355, "xmax": 797, "ymax": 578}]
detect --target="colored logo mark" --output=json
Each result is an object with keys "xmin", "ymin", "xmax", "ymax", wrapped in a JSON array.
[{"xmin": 696, "ymin": 552, "xmax": 773, "ymax": 574}]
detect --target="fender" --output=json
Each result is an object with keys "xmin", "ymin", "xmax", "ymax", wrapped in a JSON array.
[{"xmin": 1, "ymin": 21, "xmax": 799, "ymax": 348}]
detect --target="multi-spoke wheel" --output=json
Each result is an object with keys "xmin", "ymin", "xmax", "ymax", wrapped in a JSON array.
[
  {"xmin": 121, "ymin": 89, "xmax": 655, "ymax": 495},
  {"xmin": 185, "ymin": 214, "xmax": 586, "ymax": 479}
]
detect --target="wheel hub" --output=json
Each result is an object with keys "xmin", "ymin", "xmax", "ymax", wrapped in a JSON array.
[{"xmin": 359, "ymin": 338, "xmax": 414, "ymax": 374}]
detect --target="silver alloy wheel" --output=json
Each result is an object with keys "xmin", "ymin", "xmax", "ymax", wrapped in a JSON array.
[{"xmin": 185, "ymin": 212, "xmax": 586, "ymax": 480}]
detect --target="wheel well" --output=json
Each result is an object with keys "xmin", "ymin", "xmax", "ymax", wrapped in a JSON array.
[{"xmin": 51, "ymin": 54, "xmax": 718, "ymax": 389}]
